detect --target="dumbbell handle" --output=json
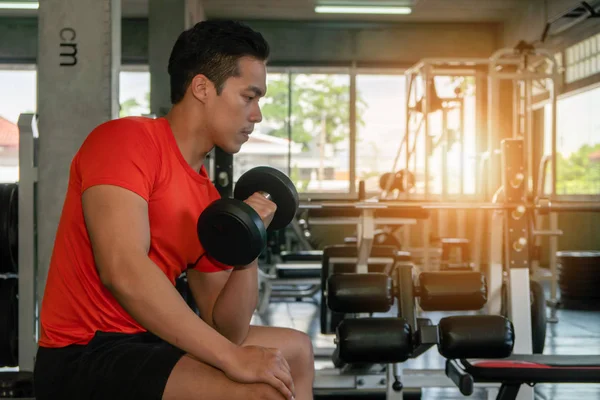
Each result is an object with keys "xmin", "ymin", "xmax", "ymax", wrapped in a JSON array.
[{"xmin": 258, "ymin": 191, "xmax": 272, "ymax": 201}]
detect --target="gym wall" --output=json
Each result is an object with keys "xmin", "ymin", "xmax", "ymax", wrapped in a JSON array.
[
  {"xmin": 0, "ymin": 17, "xmax": 499, "ymax": 65},
  {"xmin": 503, "ymin": 0, "xmax": 600, "ymax": 48}
]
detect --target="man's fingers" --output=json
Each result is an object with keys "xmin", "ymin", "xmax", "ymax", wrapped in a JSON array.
[
  {"xmin": 280, "ymin": 356, "xmax": 292, "ymax": 376},
  {"xmin": 272, "ymin": 367, "xmax": 295, "ymax": 399},
  {"xmin": 265, "ymin": 373, "xmax": 294, "ymax": 400}
]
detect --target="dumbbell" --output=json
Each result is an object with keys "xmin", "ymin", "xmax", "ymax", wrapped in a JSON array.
[
  {"xmin": 197, "ymin": 166, "xmax": 299, "ymax": 266},
  {"xmin": 379, "ymin": 169, "xmax": 416, "ymax": 193}
]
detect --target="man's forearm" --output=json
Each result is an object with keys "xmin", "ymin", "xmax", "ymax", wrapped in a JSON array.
[
  {"xmin": 212, "ymin": 260, "xmax": 259, "ymax": 344},
  {"xmin": 106, "ymin": 255, "xmax": 239, "ymax": 371}
]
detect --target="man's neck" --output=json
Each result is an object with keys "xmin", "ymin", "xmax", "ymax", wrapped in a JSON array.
[{"xmin": 164, "ymin": 103, "xmax": 214, "ymax": 172}]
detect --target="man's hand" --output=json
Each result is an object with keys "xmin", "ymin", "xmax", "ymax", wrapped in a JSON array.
[
  {"xmin": 222, "ymin": 345, "xmax": 295, "ymax": 400},
  {"xmin": 244, "ymin": 192, "xmax": 277, "ymax": 229}
]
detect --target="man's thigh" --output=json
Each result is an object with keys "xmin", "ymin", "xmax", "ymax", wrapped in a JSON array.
[
  {"xmin": 34, "ymin": 331, "xmax": 185, "ymax": 400},
  {"xmin": 242, "ymin": 326, "xmax": 314, "ymax": 368}
]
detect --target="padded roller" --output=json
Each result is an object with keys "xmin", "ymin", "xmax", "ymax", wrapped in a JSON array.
[
  {"xmin": 336, "ymin": 318, "xmax": 412, "ymax": 364},
  {"xmin": 327, "ymin": 273, "xmax": 393, "ymax": 313},
  {"xmin": 419, "ymin": 271, "xmax": 487, "ymax": 311},
  {"xmin": 438, "ymin": 315, "xmax": 514, "ymax": 359}
]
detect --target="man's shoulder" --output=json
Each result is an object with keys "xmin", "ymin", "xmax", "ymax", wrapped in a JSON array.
[
  {"xmin": 94, "ymin": 116, "xmax": 157, "ymax": 135},
  {"xmin": 86, "ymin": 116, "xmax": 163, "ymax": 148}
]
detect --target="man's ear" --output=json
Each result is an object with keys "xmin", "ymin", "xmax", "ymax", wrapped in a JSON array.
[{"xmin": 190, "ymin": 74, "xmax": 214, "ymax": 103}]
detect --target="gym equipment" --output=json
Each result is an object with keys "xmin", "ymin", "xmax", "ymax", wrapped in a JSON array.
[
  {"xmin": 0, "ymin": 278, "xmax": 18, "ymax": 367},
  {"xmin": 335, "ymin": 318, "xmax": 413, "ymax": 364},
  {"xmin": 446, "ymin": 355, "xmax": 600, "ymax": 400},
  {"xmin": 334, "ymin": 315, "xmax": 514, "ymax": 365},
  {"xmin": 0, "ymin": 183, "xmax": 18, "ymax": 274},
  {"xmin": 557, "ymin": 251, "xmax": 600, "ymax": 310},
  {"xmin": 499, "ymin": 279, "xmax": 547, "ymax": 354},
  {"xmin": 440, "ymin": 238, "xmax": 472, "ymax": 271},
  {"xmin": 257, "ymin": 250, "xmax": 323, "ymax": 316},
  {"xmin": 320, "ymin": 245, "xmax": 405, "ymax": 335},
  {"xmin": 528, "ymin": 280, "xmax": 547, "ymax": 354},
  {"xmin": 327, "ymin": 271, "xmax": 487, "ymax": 314},
  {"xmin": 15, "ymin": 114, "xmax": 37, "ymax": 373},
  {"xmin": 197, "ymin": 166, "xmax": 299, "ymax": 266},
  {"xmin": 0, "ymin": 371, "xmax": 34, "ymax": 398},
  {"xmin": 379, "ymin": 170, "xmax": 415, "ymax": 194},
  {"xmin": 300, "ymin": 198, "xmax": 600, "ymax": 214}
]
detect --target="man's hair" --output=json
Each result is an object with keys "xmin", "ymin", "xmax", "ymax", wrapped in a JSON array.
[{"xmin": 168, "ymin": 20, "xmax": 270, "ymax": 104}]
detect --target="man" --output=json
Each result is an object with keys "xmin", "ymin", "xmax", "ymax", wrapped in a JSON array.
[{"xmin": 33, "ymin": 20, "xmax": 314, "ymax": 400}]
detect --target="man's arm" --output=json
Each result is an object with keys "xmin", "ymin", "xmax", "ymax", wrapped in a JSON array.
[
  {"xmin": 82, "ymin": 184, "xmax": 240, "ymax": 369},
  {"xmin": 188, "ymin": 192, "xmax": 277, "ymax": 344},
  {"xmin": 187, "ymin": 261, "xmax": 258, "ymax": 345}
]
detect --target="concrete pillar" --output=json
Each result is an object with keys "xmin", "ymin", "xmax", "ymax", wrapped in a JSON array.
[
  {"xmin": 149, "ymin": 0, "xmax": 205, "ymax": 117},
  {"xmin": 37, "ymin": 0, "xmax": 121, "ymax": 299}
]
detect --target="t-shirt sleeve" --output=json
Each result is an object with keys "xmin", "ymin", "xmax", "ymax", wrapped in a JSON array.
[
  {"xmin": 78, "ymin": 118, "xmax": 161, "ymax": 201},
  {"xmin": 192, "ymin": 175, "xmax": 235, "ymax": 273}
]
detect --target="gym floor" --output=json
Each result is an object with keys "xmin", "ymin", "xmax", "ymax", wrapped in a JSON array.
[{"xmin": 253, "ymin": 282, "xmax": 600, "ymax": 400}]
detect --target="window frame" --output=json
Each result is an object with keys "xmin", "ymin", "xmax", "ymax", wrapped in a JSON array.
[
  {"xmin": 266, "ymin": 66, "xmax": 413, "ymax": 200},
  {"xmin": 548, "ymin": 81, "xmax": 600, "ymax": 201}
]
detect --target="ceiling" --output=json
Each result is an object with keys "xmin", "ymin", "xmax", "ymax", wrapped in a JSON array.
[
  {"xmin": 130, "ymin": 0, "xmax": 523, "ymax": 22},
  {"xmin": 0, "ymin": 0, "xmax": 526, "ymax": 22}
]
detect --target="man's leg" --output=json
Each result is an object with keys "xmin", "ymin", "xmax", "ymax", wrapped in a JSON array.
[
  {"xmin": 163, "ymin": 326, "xmax": 314, "ymax": 400},
  {"xmin": 163, "ymin": 354, "xmax": 285, "ymax": 400},
  {"xmin": 242, "ymin": 326, "xmax": 315, "ymax": 400}
]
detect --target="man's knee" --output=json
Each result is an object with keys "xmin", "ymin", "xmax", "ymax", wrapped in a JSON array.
[{"xmin": 285, "ymin": 329, "xmax": 314, "ymax": 373}]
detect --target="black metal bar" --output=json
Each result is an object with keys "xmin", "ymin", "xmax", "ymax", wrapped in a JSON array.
[
  {"xmin": 298, "ymin": 201, "xmax": 600, "ymax": 212},
  {"xmin": 287, "ymin": 70, "xmax": 292, "ymax": 177},
  {"xmin": 445, "ymin": 360, "xmax": 474, "ymax": 396},
  {"xmin": 213, "ymin": 147, "xmax": 233, "ymax": 198},
  {"xmin": 496, "ymin": 383, "xmax": 521, "ymax": 400}
]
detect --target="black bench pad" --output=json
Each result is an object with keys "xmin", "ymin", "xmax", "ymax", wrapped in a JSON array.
[
  {"xmin": 276, "ymin": 264, "xmax": 321, "ymax": 279},
  {"xmin": 280, "ymin": 250, "xmax": 323, "ymax": 262}
]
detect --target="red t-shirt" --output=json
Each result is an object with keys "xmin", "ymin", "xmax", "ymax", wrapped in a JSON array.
[{"xmin": 38, "ymin": 116, "xmax": 232, "ymax": 348}]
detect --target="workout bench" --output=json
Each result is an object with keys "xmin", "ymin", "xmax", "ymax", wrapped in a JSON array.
[{"xmin": 446, "ymin": 354, "xmax": 600, "ymax": 399}]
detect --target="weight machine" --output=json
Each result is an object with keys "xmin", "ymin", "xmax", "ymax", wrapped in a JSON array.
[
  {"xmin": 382, "ymin": 56, "xmax": 491, "ymax": 271},
  {"xmin": 16, "ymin": 114, "xmax": 38, "ymax": 374},
  {"xmin": 308, "ymin": 41, "xmax": 600, "ymax": 399},
  {"xmin": 485, "ymin": 48, "xmax": 562, "ymax": 388}
]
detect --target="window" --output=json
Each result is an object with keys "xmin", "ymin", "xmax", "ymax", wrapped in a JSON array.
[
  {"xmin": 355, "ymin": 73, "xmax": 406, "ymax": 193},
  {"xmin": 405, "ymin": 74, "xmax": 477, "ymax": 197},
  {"xmin": 427, "ymin": 76, "xmax": 477, "ymax": 196},
  {"xmin": 234, "ymin": 73, "xmax": 292, "ymax": 182},
  {"xmin": 553, "ymin": 86, "xmax": 600, "ymax": 195},
  {"xmin": 234, "ymin": 68, "xmax": 482, "ymax": 198},
  {"xmin": 0, "ymin": 67, "xmax": 150, "ymax": 184},
  {"xmin": 289, "ymin": 73, "xmax": 351, "ymax": 194},
  {"xmin": 119, "ymin": 68, "xmax": 151, "ymax": 117},
  {"xmin": 565, "ymin": 32, "xmax": 600, "ymax": 83},
  {"xmin": 234, "ymin": 70, "xmax": 352, "ymax": 196},
  {"xmin": 0, "ymin": 65, "xmax": 36, "ymax": 183}
]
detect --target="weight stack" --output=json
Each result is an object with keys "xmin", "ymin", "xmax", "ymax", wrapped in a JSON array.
[
  {"xmin": 557, "ymin": 251, "xmax": 600, "ymax": 310},
  {"xmin": 0, "ymin": 183, "xmax": 18, "ymax": 274},
  {"xmin": 0, "ymin": 278, "xmax": 18, "ymax": 368}
]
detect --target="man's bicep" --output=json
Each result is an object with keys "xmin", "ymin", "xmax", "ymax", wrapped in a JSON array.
[
  {"xmin": 186, "ymin": 268, "xmax": 230, "ymax": 325},
  {"xmin": 82, "ymin": 185, "xmax": 151, "ymax": 286}
]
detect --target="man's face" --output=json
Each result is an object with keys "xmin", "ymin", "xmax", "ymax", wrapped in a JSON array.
[{"xmin": 205, "ymin": 56, "xmax": 267, "ymax": 154}]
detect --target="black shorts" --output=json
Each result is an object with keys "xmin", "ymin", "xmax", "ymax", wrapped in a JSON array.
[{"xmin": 33, "ymin": 331, "xmax": 186, "ymax": 400}]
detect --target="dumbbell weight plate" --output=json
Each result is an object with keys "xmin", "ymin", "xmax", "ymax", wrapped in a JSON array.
[
  {"xmin": 379, "ymin": 172, "xmax": 396, "ymax": 191},
  {"xmin": 397, "ymin": 169, "xmax": 416, "ymax": 192},
  {"xmin": 197, "ymin": 198, "xmax": 267, "ymax": 266},
  {"xmin": 233, "ymin": 167, "xmax": 299, "ymax": 231}
]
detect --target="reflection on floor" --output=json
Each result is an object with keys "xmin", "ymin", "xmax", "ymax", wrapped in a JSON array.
[{"xmin": 252, "ymin": 287, "xmax": 600, "ymax": 400}]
